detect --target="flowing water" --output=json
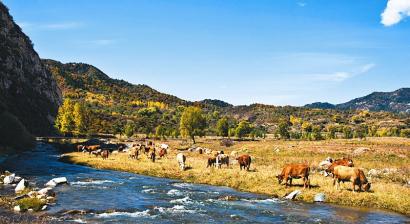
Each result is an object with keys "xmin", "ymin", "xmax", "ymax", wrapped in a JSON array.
[{"xmin": 1, "ymin": 143, "xmax": 409, "ymax": 223}]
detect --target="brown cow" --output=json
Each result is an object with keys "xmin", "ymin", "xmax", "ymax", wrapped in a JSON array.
[
  {"xmin": 159, "ymin": 148, "xmax": 167, "ymax": 158},
  {"xmin": 326, "ymin": 158, "xmax": 354, "ymax": 176},
  {"xmin": 333, "ymin": 166, "xmax": 371, "ymax": 192},
  {"xmin": 276, "ymin": 164, "xmax": 310, "ymax": 189},
  {"xmin": 236, "ymin": 155, "xmax": 251, "ymax": 171},
  {"xmin": 207, "ymin": 157, "xmax": 216, "ymax": 168},
  {"xmin": 85, "ymin": 145, "xmax": 101, "ymax": 154},
  {"xmin": 101, "ymin": 150, "xmax": 110, "ymax": 160}
]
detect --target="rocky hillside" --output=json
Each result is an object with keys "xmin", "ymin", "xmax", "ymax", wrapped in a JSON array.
[
  {"xmin": 305, "ymin": 88, "xmax": 410, "ymax": 113},
  {"xmin": 43, "ymin": 59, "xmax": 187, "ymax": 106},
  {"xmin": 0, "ymin": 3, "xmax": 62, "ymax": 135}
]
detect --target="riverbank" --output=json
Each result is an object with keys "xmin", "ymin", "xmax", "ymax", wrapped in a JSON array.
[{"xmin": 62, "ymin": 137, "xmax": 410, "ymax": 216}]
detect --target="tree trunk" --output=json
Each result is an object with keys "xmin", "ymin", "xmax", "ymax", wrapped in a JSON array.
[{"xmin": 191, "ymin": 135, "xmax": 196, "ymax": 144}]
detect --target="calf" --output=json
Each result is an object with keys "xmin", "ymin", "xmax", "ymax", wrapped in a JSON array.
[
  {"xmin": 276, "ymin": 164, "xmax": 310, "ymax": 189},
  {"xmin": 333, "ymin": 166, "xmax": 371, "ymax": 192},
  {"xmin": 326, "ymin": 158, "xmax": 354, "ymax": 176},
  {"xmin": 216, "ymin": 154, "xmax": 229, "ymax": 169},
  {"xmin": 207, "ymin": 157, "xmax": 216, "ymax": 168},
  {"xmin": 101, "ymin": 150, "xmax": 110, "ymax": 160},
  {"xmin": 236, "ymin": 155, "xmax": 251, "ymax": 171}
]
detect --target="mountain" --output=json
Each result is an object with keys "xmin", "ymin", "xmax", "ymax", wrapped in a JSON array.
[
  {"xmin": 43, "ymin": 59, "xmax": 187, "ymax": 106},
  {"xmin": 304, "ymin": 88, "xmax": 410, "ymax": 113},
  {"xmin": 337, "ymin": 88, "xmax": 410, "ymax": 113},
  {"xmin": 198, "ymin": 99, "xmax": 233, "ymax": 108},
  {"xmin": 304, "ymin": 102, "xmax": 336, "ymax": 110},
  {"xmin": 0, "ymin": 3, "xmax": 62, "ymax": 136}
]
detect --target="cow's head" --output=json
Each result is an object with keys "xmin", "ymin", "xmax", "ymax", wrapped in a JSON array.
[
  {"xmin": 276, "ymin": 174, "xmax": 284, "ymax": 184},
  {"xmin": 363, "ymin": 182, "xmax": 371, "ymax": 192},
  {"xmin": 347, "ymin": 159, "xmax": 354, "ymax": 167}
]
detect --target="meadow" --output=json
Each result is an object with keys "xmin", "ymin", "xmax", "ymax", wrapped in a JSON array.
[{"xmin": 62, "ymin": 137, "xmax": 410, "ymax": 215}]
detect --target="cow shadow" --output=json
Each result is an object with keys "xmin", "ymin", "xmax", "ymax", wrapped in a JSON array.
[{"xmin": 285, "ymin": 183, "xmax": 320, "ymax": 189}]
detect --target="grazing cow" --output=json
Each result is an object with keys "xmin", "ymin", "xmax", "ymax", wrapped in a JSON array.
[
  {"xmin": 198, "ymin": 148, "xmax": 203, "ymax": 154},
  {"xmin": 129, "ymin": 147, "xmax": 139, "ymax": 159},
  {"xmin": 76, "ymin": 145, "xmax": 85, "ymax": 152},
  {"xmin": 326, "ymin": 158, "xmax": 354, "ymax": 176},
  {"xmin": 276, "ymin": 163, "xmax": 310, "ymax": 189},
  {"xmin": 333, "ymin": 166, "xmax": 371, "ymax": 192},
  {"xmin": 230, "ymin": 151, "xmax": 238, "ymax": 158},
  {"xmin": 176, "ymin": 153, "xmax": 186, "ymax": 171},
  {"xmin": 159, "ymin": 148, "xmax": 167, "ymax": 158},
  {"xmin": 216, "ymin": 154, "xmax": 230, "ymax": 169},
  {"xmin": 150, "ymin": 150, "xmax": 156, "ymax": 162},
  {"xmin": 236, "ymin": 155, "xmax": 251, "ymax": 171},
  {"xmin": 91, "ymin": 149, "xmax": 102, "ymax": 157},
  {"xmin": 207, "ymin": 157, "xmax": 217, "ymax": 168},
  {"xmin": 85, "ymin": 145, "xmax": 101, "ymax": 154},
  {"xmin": 101, "ymin": 150, "xmax": 110, "ymax": 160}
]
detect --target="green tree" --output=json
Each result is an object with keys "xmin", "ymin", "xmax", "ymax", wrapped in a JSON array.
[
  {"xmin": 155, "ymin": 125, "xmax": 166, "ymax": 139},
  {"xmin": 235, "ymin": 121, "xmax": 252, "ymax": 139},
  {"xmin": 216, "ymin": 117, "xmax": 229, "ymax": 137},
  {"xmin": 312, "ymin": 125, "xmax": 323, "ymax": 140},
  {"xmin": 72, "ymin": 102, "xmax": 88, "ymax": 136},
  {"xmin": 179, "ymin": 107, "xmax": 207, "ymax": 143},
  {"xmin": 228, "ymin": 127, "xmax": 236, "ymax": 138},
  {"xmin": 301, "ymin": 121, "xmax": 313, "ymax": 140},
  {"xmin": 342, "ymin": 126, "xmax": 353, "ymax": 139},
  {"xmin": 124, "ymin": 121, "xmax": 136, "ymax": 138},
  {"xmin": 277, "ymin": 121, "xmax": 290, "ymax": 139},
  {"xmin": 326, "ymin": 124, "xmax": 337, "ymax": 139}
]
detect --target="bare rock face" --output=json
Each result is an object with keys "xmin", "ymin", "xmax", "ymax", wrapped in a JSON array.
[{"xmin": 0, "ymin": 3, "xmax": 62, "ymax": 135}]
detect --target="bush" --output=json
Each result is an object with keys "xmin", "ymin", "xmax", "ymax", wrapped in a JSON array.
[
  {"xmin": 0, "ymin": 111, "xmax": 35, "ymax": 151},
  {"xmin": 16, "ymin": 198, "xmax": 46, "ymax": 211},
  {"xmin": 220, "ymin": 139, "xmax": 234, "ymax": 147},
  {"xmin": 400, "ymin": 129, "xmax": 410, "ymax": 138}
]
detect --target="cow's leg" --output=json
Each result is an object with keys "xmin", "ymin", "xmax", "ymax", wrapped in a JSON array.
[
  {"xmin": 284, "ymin": 176, "xmax": 289, "ymax": 187},
  {"xmin": 289, "ymin": 178, "xmax": 293, "ymax": 187}
]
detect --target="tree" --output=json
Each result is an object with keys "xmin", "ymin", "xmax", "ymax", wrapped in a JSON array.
[
  {"xmin": 277, "ymin": 121, "xmax": 290, "ymax": 139},
  {"xmin": 400, "ymin": 129, "xmax": 410, "ymax": 138},
  {"xmin": 311, "ymin": 125, "xmax": 323, "ymax": 140},
  {"xmin": 124, "ymin": 121, "xmax": 135, "ymax": 138},
  {"xmin": 235, "ymin": 121, "xmax": 252, "ymax": 139},
  {"xmin": 301, "ymin": 121, "xmax": 313, "ymax": 140},
  {"xmin": 179, "ymin": 106, "xmax": 206, "ymax": 143},
  {"xmin": 55, "ymin": 99, "xmax": 75, "ymax": 135},
  {"xmin": 228, "ymin": 128, "xmax": 236, "ymax": 138},
  {"xmin": 72, "ymin": 102, "xmax": 88, "ymax": 136},
  {"xmin": 326, "ymin": 125, "xmax": 337, "ymax": 139},
  {"xmin": 155, "ymin": 125, "xmax": 166, "ymax": 139},
  {"xmin": 342, "ymin": 126, "xmax": 353, "ymax": 139},
  {"xmin": 216, "ymin": 117, "xmax": 229, "ymax": 137}
]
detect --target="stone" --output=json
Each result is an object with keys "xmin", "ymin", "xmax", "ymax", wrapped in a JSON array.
[
  {"xmin": 45, "ymin": 177, "xmax": 68, "ymax": 187},
  {"xmin": 13, "ymin": 205, "xmax": 21, "ymax": 212},
  {"xmin": 4, "ymin": 173, "xmax": 15, "ymax": 185},
  {"xmin": 14, "ymin": 176, "xmax": 22, "ymax": 183},
  {"xmin": 28, "ymin": 209, "xmax": 34, "ymax": 212},
  {"xmin": 41, "ymin": 205, "xmax": 48, "ymax": 211},
  {"xmin": 314, "ymin": 193, "xmax": 326, "ymax": 202},
  {"xmin": 15, "ymin": 179, "xmax": 27, "ymax": 193},
  {"xmin": 38, "ymin": 187, "xmax": 54, "ymax": 196},
  {"xmin": 285, "ymin": 190, "xmax": 301, "ymax": 200}
]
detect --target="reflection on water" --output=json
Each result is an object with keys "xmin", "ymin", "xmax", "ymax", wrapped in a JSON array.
[{"xmin": 1, "ymin": 143, "xmax": 408, "ymax": 223}]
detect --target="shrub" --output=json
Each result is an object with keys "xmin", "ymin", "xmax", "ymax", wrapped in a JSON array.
[
  {"xmin": 16, "ymin": 198, "xmax": 46, "ymax": 212},
  {"xmin": 400, "ymin": 129, "xmax": 410, "ymax": 138},
  {"xmin": 220, "ymin": 139, "xmax": 234, "ymax": 147}
]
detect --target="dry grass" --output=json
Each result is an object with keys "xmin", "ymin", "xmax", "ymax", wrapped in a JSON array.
[{"xmin": 63, "ymin": 137, "xmax": 410, "ymax": 215}]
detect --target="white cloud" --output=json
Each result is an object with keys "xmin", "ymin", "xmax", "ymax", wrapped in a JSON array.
[
  {"xmin": 381, "ymin": 0, "xmax": 410, "ymax": 26},
  {"xmin": 309, "ymin": 63, "xmax": 375, "ymax": 82}
]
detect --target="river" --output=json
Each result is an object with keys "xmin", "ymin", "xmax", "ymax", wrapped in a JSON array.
[{"xmin": 1, "ymin": 143, "xmax": 408, "ymax": 223}]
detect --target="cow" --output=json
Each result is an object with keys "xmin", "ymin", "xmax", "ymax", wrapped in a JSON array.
[
  {"xmin": 216, "ymin": 154, "xmax": 229, "ymax": 169},
  {"xmin": 144, "ymin": 146, "xmax": 150, "ymax": 155},
  {"xmin": 128, "ymin": 147, "xmax": 139, "ymax": 160},
  {"xmin": 76, "ymin": 145, "xmax": 85, "ymax": 152},
  {"xmin": 160, "ymin": 144, "xmax": 169, "ymax": 150},
  {"xmin": 150, "ymin": 150, "xmax": 156, "ymax": 163},
  {"xmin": 198, "ymin": 148, "xmax": 203, "ymax": 154},
  {"xmin": 276, "ymin": 163, "xmax": 310, "ymax": 189},
  {"xmin": 236, "ymin": 155, "xmax": 251, "ymax": 171},
  {"xmin": 85, "ymin": 145, "xmax": 101, "ymax": 154},
  {"xmin": 176, "ymin": 153, "xmax": 186, "ymax": 171},
  {"xmin": 207, "ymin": 157, "xmax": 217, "ymax": 168},
  {"xmin": 325, "ymin": 158, "xmax": 354, "ymax": 177},
  {"xmin": 91, "ymin": 149, "xmax": 102, "ymax": 157},
  {"xmin": 333, "ymin": 166, "xmax": 371, "ymax": 192},
  {"xmin": 101, "ymin": 150, "xmax": 110, "ymax": 160},
  {"xmin": 159, "ymin": 148, "xmax": 167, "ymax": 158}
]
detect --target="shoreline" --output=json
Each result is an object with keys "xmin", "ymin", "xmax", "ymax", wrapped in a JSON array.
[{"xmin": 60, "ymin": 138, "xmax": 410, "ymax": 216}]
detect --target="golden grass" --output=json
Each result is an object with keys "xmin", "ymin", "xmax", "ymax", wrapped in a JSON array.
[{"xmin": 63, "ymin": 137, "xmax": 410, "ymax": 215}]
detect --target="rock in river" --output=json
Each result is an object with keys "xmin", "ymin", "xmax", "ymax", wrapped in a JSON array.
[
  {"xmin": 45, "ymin": 177, "xmax": 68, "ymax": 187},
  {"xmin": 3, "ymin": 173, "xmax": 15, "ymax": 185},
  {"xmin": 314, "ymin": 193, "xmax": 326, "ymax": 202},
  {"xmin": 15, "ymin": 179, "xmax": 28, "ymax": 193},
  {"xmin": 285, "ymin": 190, "xmax": 301, "ymax": 200}
]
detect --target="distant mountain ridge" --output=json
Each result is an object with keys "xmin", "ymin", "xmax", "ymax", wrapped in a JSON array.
[{"xmin": 305, "ymin": 88, "xmax": 410, "ymax": 113}]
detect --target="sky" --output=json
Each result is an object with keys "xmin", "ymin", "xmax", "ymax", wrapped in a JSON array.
[{"xmin": 3, "ymin": 0, "xmax": 410, "ymax": 106}]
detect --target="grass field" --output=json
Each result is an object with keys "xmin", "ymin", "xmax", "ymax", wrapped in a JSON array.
[{"xmin": 62, "ymin": 137, "xmax": 410, "ymax": 215}]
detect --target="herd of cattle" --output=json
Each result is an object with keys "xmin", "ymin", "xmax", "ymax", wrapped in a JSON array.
[{"xmin": 76, "ymin": 141, "xmax": 371, "ymax": 193}]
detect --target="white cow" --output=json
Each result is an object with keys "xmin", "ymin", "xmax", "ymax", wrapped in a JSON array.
[
  {"xmin": 160, "ymin": 144, "xmax": 169, "ymax": 150},
  {"xmin": 176, "ymin": 153, "xmax": 186, "ymax": 171},
  {"xmin": 216, "ymin": 154, "xmax": 230, "ymax": 169}
]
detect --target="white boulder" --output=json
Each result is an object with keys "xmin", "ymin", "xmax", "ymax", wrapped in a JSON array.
[
  {"xmin": 3, "ymin": 173, "xmax": 15, "ymax": 185},
  {"xmin": 45, "ymin": 177, "xmax": 68, "ymax": 187},
  {"xmin": 285, "ymin": 190, "xmax": 301, "ymax": 200},
  {"xmin": 13, "ymin": 205, "xmax": 21, "ymax": 212},
  {"xmin": 314, "ymin": 193, "xmax": 326, "ymax": 202},
  {"xmin": 15, "ymin": 179, "xmax": 27, "ymax": 193}
]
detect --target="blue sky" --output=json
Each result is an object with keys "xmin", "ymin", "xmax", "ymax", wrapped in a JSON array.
[{"xmin": 3, "ymin": 0, "xmax": 410, "ymax": 106}]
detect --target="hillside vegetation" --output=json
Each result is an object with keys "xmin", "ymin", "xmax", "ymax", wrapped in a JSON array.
[{"xmin": 45, "ymin": 59, "xmax": 410, "ymax": 141}]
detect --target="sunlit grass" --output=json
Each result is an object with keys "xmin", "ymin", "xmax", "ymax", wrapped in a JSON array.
[{"xmin": 63, "ymin": 137, "xmax": 410, "ymax": 215}]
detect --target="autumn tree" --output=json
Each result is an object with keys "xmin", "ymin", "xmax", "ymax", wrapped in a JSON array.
[
  {"xmin": 55, "ymin": 99, "xmax": 75, "ymax": 135},
  {"xmin": 179, "ymin": 106, "xmax": 206, "ymax": 143},
  {"xmin": 216, "ymin": 117, "xmax": 229, "ymax": 137}
]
